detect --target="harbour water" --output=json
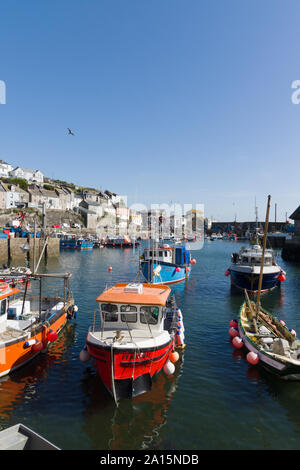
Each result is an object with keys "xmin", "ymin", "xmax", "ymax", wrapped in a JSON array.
[{"xmin": 1, "ymin": 240, "xmax": 300, "ymax": 450}]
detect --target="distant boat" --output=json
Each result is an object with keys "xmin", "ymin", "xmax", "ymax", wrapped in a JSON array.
[
  {"xmin": 76, "ymin": 239, "xmax": 93, "ymax": 250},
  {"xmin": 60, "ymin": 237, "xmax": 77, "ymax": 249},
  {"xmin": 103, "ymin": 236, "xmax": 140, "ymax": 248},
  {"xmin": 84, "ymin": 282, "xmax": 184, "ymax": 401},
  {"xmin": 140, "ymin": 244, "xmax": 196, "ymax": 284},
  {"xmin": 226, "ymin": 244, "xmax": 285, "ymax": 293}
]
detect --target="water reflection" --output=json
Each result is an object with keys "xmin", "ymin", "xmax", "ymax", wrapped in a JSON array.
[
  {"xmin": 81, "ymin": 356, "xmax": 184, "ymax": 450},
  {"xmin": 0, "ymin": 323, "xmax": 76, "ymax": 430}
]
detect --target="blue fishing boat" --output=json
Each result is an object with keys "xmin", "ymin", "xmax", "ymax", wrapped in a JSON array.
[
  {"xmin": 140, "ymin": 244, "xmax": 196, "ymax": 284},
  {"xmin": 60, "ymin": 237, "xmax": 77, "ymax": 249},
  {"xmin": 76, "ymin": 239, "xmax": 93, "ymax": 250},
  {"xmin": 225, "ymin": 244, "xmax": 286, "ymax": 293}
]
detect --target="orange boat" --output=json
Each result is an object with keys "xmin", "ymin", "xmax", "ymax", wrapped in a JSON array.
[
  {"xmin": 0, "ymin": 272, "xmax": 77, "ymax": 377},
  {"xmin": 84, "ymin": 282, "xmax": 185, "ymax": 402}
]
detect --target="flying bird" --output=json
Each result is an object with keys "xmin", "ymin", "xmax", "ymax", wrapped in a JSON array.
[{"xmin": 67, "ymin": 128, "xmax": 75, "ymax": 136}]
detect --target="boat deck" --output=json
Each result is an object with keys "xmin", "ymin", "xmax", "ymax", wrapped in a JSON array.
[
  {"xmin": 0, "ymin": 327, "xmax": 27, "ymax": 343},
  {"xmin": 89, "ymin": 327, "xmax": 170, "ymax": 349}
]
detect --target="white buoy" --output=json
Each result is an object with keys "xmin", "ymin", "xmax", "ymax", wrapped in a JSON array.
[
  {"xmin": 163, "ymin": 360, "xmax": 175, "ymax": 375},
  {"xmin": 80, "ymin": 346, "xmax": 90, "ymax": 363}
]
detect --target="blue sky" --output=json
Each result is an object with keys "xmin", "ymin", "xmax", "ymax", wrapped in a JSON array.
[{"xmin": 0, "ymin": 0, "xmax": 300, "ymax": 221}]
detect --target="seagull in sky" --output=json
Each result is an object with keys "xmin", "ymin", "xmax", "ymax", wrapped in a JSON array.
[{"xmin": 67, "ymin": 128, "xmax": 75, "ymax": 136}]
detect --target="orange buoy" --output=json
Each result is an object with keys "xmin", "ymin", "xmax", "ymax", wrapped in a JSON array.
[{"xmin": 170, "ymin": 351, "xmax": 179, "ymax": 363}]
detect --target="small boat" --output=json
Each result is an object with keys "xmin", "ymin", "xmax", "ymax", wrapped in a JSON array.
[
  {"xmin": 103, "ymin": 236, "xmax": 140, "ymax": 248},
  {"xmin": 60, "ymin": 236, "xmax": 77, "ymax": 249},
  {"xmin": 140, "ymin": 244, "xmax": 196, "ymax": 284},
  {"xmin": 230, "ymin": 195, "xmax": 298, "ymax": 379},
  {"xmin": 84, "ymin": 282, "xmax": 184, "ymax": 401},
  {"xmin": 0, "ymin": 266, "xmax": 32, "ymax": 285},
  {"xmin": 0, "ymin": 423, "xmax": 60, "ymax": 450},
  {"xmin": 76, "ymin": 239, "xmax": 93, "ymax": 250},
  {"xmin": 236, "ymin": 294, "xmax": 300, "ymax": 380},
  {"xmin": 226, "ymin": 244, "xmax": 285, "ymax": 293},
  {"xmin": 0, "ymin": 272, "xmax": 77, "ymax": 377},
  {"xmin": 93, "ymin": 240, "xmax": 104, "ymax": 248}
]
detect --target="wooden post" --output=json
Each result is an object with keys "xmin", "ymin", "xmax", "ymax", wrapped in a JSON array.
[
  {"xmin": 33, "ymin": 217, "xmax": 36, "ymax": 272},
  {"xmin": 256, "ymin": 195, "xmax": 271, "ymax": 313}
]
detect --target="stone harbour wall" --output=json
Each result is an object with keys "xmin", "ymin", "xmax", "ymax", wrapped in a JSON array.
[{"xmin": 0, "ymin": 237, "xmax": 60, "ymax": 264}]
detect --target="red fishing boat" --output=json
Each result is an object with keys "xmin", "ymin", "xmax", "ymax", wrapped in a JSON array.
[{"xmin": 84, "ymin": 282, "xmax": 184, "ymax": 401}]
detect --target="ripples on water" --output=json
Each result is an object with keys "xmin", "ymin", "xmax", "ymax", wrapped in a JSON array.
[{"xmin": 0, "ymin": 241, "xmax": 300, "ymax": 449}]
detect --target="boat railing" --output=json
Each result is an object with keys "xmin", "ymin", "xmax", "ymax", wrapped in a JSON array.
[{"xmin": 164, "ymin": 295, "xmax": 178, "ymax": 333}]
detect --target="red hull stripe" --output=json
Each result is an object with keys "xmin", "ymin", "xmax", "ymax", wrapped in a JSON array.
[{"xmin": 120, "ymin": 350, "xmax": 169, "ymax": 366}]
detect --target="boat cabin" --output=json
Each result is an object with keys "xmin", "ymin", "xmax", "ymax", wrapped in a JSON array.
[
  {"xmin": 143, "ymin": 245, "xmax": 191, "ymax": 266},
  {"xmin": 231, "ymin": 246, "xmax": 275, "ymax": 266},
  {"xmin": 95, "ymin": 283, "xmax": 171, "ymax": 333},
  {"xmin": 0, "ymin": 285, "xmax": 21, "ymax": 333}
]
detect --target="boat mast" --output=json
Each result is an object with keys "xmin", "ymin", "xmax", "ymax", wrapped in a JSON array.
[
  {"xmin": 254, "ymin": 196, "xmax": 259, "ymax": 244},
  {"xmin": 256, "ymin": 195, "xmax": 271, "ymax": 313}
]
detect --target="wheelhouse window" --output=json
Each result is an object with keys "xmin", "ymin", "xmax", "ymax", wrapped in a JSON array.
[
  {"xmin": 101, "ymin": 303, "xmax": 118, "ymax": 322},
  {"xmin": 140, "ymin": 306, "xmax": 160, "ymax": 325},
  {"xmin": 120, "ymin": 305, "xmax": 137, "ymax": 323}
]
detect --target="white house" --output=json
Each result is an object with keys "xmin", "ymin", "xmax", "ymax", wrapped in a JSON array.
[
  {"xmin": 0, "ymin": 160, "xmax": 13, "ymax": 178},
  {"xmin": 73, "ymin": 193, "xmax": 82, "ymax": 209},
  {"xmin": 10, "ymin": 167, "xmax": 44, "ymax": 183},
  {"xmin": 5, "ymin": 185, "xmax": 20, "ymax": 209}
]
